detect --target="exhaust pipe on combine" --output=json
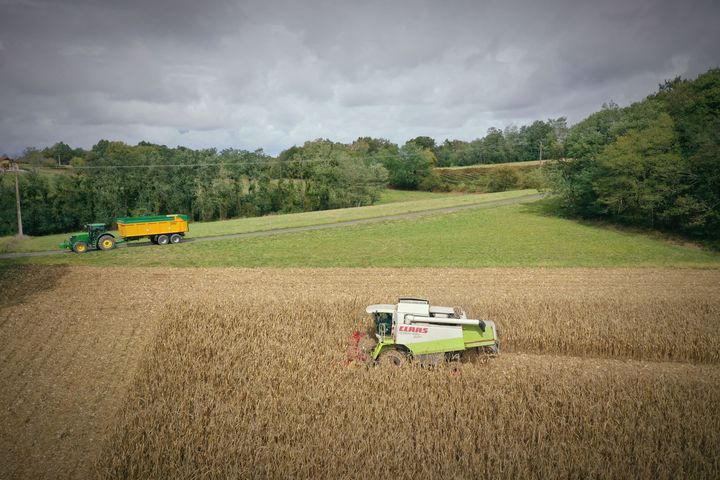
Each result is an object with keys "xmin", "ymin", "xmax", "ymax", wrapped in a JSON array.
[{"xmin": 404, "ymin": 315, "xmax": 486, "ymax": 330}]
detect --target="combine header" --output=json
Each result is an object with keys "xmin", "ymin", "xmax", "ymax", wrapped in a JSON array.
[{"xmin": 350, "ymin": 298, "xmax": 499, "ymax": 366}]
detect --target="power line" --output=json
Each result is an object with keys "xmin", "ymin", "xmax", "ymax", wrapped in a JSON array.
[
  {"xmin": 29, "ymin": 154, "xmax": 547, "ymax": 177},
  {"xmin": 46, "ymin": 158, "xmax": 331, "ymax": 170},
  {"xmin": 32, "ymin": 151, "xmax": 428, "ymax": 171}
]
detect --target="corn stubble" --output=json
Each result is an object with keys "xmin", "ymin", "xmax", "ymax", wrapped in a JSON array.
[{"xmin": 97, "ymin": 279, "xmax": 720, "ymax": 480}]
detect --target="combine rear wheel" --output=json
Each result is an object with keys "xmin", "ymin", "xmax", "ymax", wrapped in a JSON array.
[
  {"xmin": 417, "ymin": 352, "xmax": 444, "ymax": 368},
  {"xmin": 377, "ymin": 348, "xmax": 408, "ymax": 366},
  {"xmin": 97, "ymin": 235, "xmax": 115, "ymax": 251},
  {"xmin": 72, "ymin": 241, "xmax": 88, "ymax": 253},
  {"xmin": 156, "ymin": 235, "xmax": 169, "ymax": 245}
]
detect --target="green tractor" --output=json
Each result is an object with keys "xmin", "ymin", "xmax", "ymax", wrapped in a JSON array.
[
  {"xmin": 60, "ymin": 214, "xmax": 190, "ymax": 253},
  {"xmin": 60, "ymin": 223, "xmax": 116, "ymax": 253}
]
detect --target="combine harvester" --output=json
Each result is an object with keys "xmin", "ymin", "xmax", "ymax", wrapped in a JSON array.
[
  {"xmin": 351, "ymin": 298, "xmax": 499, "ymax": 366},
  {"xmin": 60, "ymin": 214, "xmax": 189, "ymax": 253}
]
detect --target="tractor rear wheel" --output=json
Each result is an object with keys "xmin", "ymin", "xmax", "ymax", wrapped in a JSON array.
[
  {"xmin": 170, "ymin": 233, "xmax": 182, "ymax": 244},
  {"xmin": 377, "ymin": 348, "xmax": 408, "ymax": 366},
  {"xmin": 156, "ymin": 235, "xmax": 169, "ymax": 245},
  {"xmin": 72, "ymin": 241, "xmax": 88, "ymax": 253},
  {"xmin": 97, "ymin": 235, "xmax": 115, "ymax": 251}
]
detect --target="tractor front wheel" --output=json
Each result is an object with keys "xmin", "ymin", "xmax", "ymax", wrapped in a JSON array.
[
  {"xmin": 156, "ymin": 235, "xmax": 169, "ymax": 245},
  {"xmin": 72, "ymin": 241, "xmax": 89, "ymax": 254},
  {"xmin": 169, "ymin": 233, "xmax": 182, "ymax": 244},
  {"xmin": 377, "ymin": 348, "xmax": 408, "ymax": 366},
  {"xmin": 97, "ymin": 235, "xmax": 115, "ymax": 251}
]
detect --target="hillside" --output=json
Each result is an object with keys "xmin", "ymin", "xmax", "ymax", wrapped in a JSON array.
[
  {"xmin": 434, "ymin": 160, "xmax": 550, "ymax": 192},
  {"xmin": 0, "ymin": 189, "xmax": 534, "ymax": 254},
  {"xmin": 4, "ymin": 199, "xmax": 718, "ymax": 268}
]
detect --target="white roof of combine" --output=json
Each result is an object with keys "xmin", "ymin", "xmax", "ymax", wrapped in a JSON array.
[
  {"xmin": 429, "ymin": 306, "xmax": 455, "ymax": 315},
  {"xmin": 366, "ymin": 304, "xmax": 395, "ymax": 314},
  {"xmin": 366, "ymin": 302, "xmax": 460, "ymax": 315}
]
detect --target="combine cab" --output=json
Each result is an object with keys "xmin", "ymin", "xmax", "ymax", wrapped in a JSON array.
[{"xmin": 355, "ymin": 298, "xmax": 499, "ymax": 365}]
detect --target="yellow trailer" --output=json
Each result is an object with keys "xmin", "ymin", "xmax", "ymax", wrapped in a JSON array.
[
  {"xmin": 61, "ymin": 214, "xmax": 190, "ymax": 253},
  {"xmin": 116, "ymin": 214, "xmax": 189, "ymax": 245}
]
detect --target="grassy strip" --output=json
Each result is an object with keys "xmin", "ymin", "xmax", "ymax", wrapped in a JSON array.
[
  {"xmin": 375, "ymin": 188, "xmax": 464, "ymax": 204},
  {"xmin": 0, "ymin": 189, "xmax": 534, "ymax": 254},
  {"xmin": 435, "ymin": 159, "xmax": 555, "ymax": 170},
  {"xmin": 8, "ymin": 201, "xmax": 719, "ymax": 268}
]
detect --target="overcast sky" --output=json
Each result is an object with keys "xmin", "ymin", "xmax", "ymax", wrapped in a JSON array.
[{"xmin": 0, "ymin": 0, "xmax": 718, "ymax": 156}]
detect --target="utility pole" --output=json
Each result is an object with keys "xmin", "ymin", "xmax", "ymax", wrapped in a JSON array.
[{"xmin": 13, "ymin": 160, "xmax": 24, "ymax": 237}]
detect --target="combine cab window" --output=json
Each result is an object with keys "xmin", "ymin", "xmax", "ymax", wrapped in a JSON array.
[{"xmin": 374, "ymin": 313, "xmax": 393, "ymax": 336}]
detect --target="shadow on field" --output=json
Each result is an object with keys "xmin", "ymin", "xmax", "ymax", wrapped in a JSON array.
[
  {"xmin": 517, "ymin": 196, "xmax": 571, "ymax": 218},
  {"xmin": 123, "ymin": 238, "xmax": 198, "ymax": 249},
  {"xmin": 519, "ymin": 196, "xmax": 717, "ymax": 251},
  {"xmin": 0, "ymin": 265, "xmax": 70, "ymax": 308}
]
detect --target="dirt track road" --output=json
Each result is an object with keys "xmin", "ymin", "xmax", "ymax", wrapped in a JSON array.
[{"xmin": 0, "ymin": 192, "xmax": 543, "ymax": 260}]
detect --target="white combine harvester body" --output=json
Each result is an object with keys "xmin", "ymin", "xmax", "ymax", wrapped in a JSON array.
[{"xmin": 362, "ymin": 298, "xmax": 499, "ymax": 364}]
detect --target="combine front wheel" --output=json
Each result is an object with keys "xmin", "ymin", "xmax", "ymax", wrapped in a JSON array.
[{"xmin": 377, "ymin": 348, "xmax": 408, "ymax": 366}]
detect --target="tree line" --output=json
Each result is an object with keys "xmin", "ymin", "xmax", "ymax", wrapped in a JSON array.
[
  {"xmin": 2, "ymin": 68, "xmax": 718, "ymax": 244},
  {"xmin": 549, "ymin": 68, "xmax": 720, "ymax": 246},
  {"xmin": 1, "ymin": 135, "xmax": 452, "ymax": 236},
  {"xmin": 0, "ymin": 141, "xmax": 390, "ymax": 236}
]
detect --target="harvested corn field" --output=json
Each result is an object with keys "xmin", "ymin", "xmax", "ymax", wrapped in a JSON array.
[{"xmin": 1, "ymin": 266, "xmax": 719, "ymax": 479}]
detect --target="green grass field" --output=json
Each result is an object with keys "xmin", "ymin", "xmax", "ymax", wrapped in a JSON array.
[
  {"xmin": 435, "ymin": 159, "xmax": 555, "ymax": 170},
  {"xmin": 375, "ymin": 189, "xmax": 463, "ymax": 204},
  {"xmin": 0, "ymin": 189, "xmax": 534, "ymax": 254},
  {"xmin": 5, "ymin": 200, "xmax": 718, "ymax": 268}
]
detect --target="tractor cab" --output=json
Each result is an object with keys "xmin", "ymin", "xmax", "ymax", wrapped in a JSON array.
[
  {"xmin": 85, "ymin": 223, "xmax": 109, "ymax": 246},
  {"xmin": 60, "ymin": 223, "xmax": 115, "ymax": 253}
]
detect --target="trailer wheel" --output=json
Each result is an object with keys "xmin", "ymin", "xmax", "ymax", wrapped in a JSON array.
[
  {"xmin": 377, "ymin": 348, "xmax": 408, "ymax": 366},
  {"xmin": 72, "ymin": 241, "xmax": 88, "ymax": 254},
  {"xmin": 97, "ymin": 235, "xmax": 115, "ymax": 251},
  {"xmin": 169, "ymin": 234, "xmax": 182, "ymax": 244},
  {"xmin": 150, "ymin": 236, "xmax": 158, "ymax": 244},
  {"xmin": 156, "ymin": 235, "xmax": 169, "ymax": 245}
]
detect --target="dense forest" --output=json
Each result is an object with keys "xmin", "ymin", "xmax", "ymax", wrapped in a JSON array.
[
  {"xmin": 549, "ymin": 68, "xmax": 720, "ymax": 245},
  {"xmin": 2, "ymin": 128, "xmax": 547, "ymax": 236},
  {"xmin": 1, "ymin": 69, "xmax": 718, "ymax": 244},
  {"xmin": 432, "ymin": 118, "xmax": 568, "ymax": 167},
  {"xmin": 0, "ymin": 140, "xmax": 390, "ymax": 236}
]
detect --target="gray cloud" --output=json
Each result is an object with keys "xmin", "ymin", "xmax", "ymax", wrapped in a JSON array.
[{"xmin": 0, "ymin": 0, "xmax": 718, "ymax": 155}]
